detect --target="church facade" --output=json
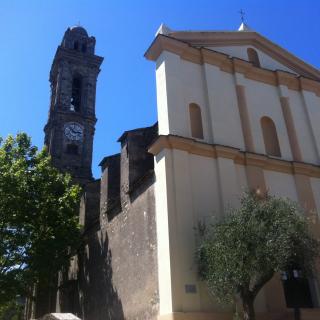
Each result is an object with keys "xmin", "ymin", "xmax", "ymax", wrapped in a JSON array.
[{"xmin": 37, "ymin": 24, "xmax": 320, "ymax": 320}]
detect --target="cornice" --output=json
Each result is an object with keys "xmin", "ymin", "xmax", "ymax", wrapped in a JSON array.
[
  {"xmin": 201, "ymin": 48, "xmax": 233, "ymax": 73},
  {"xmin": 145, "ymin": 34, "xmax": 320, "ymax": 97},
  {"xmin": 52, "ymin": 46, "xmax": 104, "ymax": 73},
  {"xmin": 47, "ymin": 110, "xmax": 97, "ymax": 125},
  {"xmin": 148, "ymin": 135, "xmax": 320, "ymax": 178},
  {"xmin": 299, "ymin": 77, "xmax": 320, "ymax": 96},
  {"xmin": 275, "ymin": 70, "xmax": 300, "ymax": 90}
]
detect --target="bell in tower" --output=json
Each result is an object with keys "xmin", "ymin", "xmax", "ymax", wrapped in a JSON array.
[{"xmin": 44, "ymin": 26, "xmax": 103, "ymax": 185}]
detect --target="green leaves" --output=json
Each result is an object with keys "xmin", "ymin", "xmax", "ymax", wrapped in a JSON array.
[
  {"xmin": 0, "ymin": 299, "xmax": 24, "ymax": 320},
  {"xmin": 196, "ymin": 191, "xmax": 319, "ymax": 307},
  {"xmin": 0, "ymin": 133, "xmax": 81, "ymax": 304}
]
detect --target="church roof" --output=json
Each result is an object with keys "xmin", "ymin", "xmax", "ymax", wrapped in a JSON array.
[
  {"xmin": 117, "ymin": 122, "xmax": 158, "ymax": 143},
  {"xmin": 99, "ymin": 153, "xmax": 120, "ymax": 169},
  {"xmin": 145, "ymin": 24, "xmax": 320, "ymax": 81}
]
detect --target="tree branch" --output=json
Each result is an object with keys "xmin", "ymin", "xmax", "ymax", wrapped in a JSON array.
[{"xmin": 251, "ymin": 270, "xmax": 274, "ymax": 297}]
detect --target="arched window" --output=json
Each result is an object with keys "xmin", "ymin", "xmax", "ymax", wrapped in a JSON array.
[
  {"xmin": 247, "ymin": 48, "xmax": 261, "ymax": 68},
  {"xmin": 73, "ymin": 41, "xmax": 79, "ymax": 51},
  {"xmin": 70, "ymin": 76, "xmax": 82, "ymax": 112},
  {"xmin": 261, "ymin": 116, "xmax": 281, "ymax": 157},
  {"xmin": 189, "ymin": 103, "xmax": 204, "ymax": 139},
  {"xmin": 81, "ymin": 43, "xmax": 87, "ymax": 53}
]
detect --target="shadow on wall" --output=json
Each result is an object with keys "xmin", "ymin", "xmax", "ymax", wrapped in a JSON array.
[
  {"xmin": 80, "ymin": 229, "xmax": 124, "ymax": 320},
  {"xmin": 59, "ymin": 229, "xmax": 125, "ymax": 320}
]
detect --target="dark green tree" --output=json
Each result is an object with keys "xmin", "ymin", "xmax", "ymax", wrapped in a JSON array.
[
  {"xmin": 197, "ymin": 192, "xmax": 319, "ymax": 320},
  {"xmin": 0, "ymin": 299, "xmax": 23, "ymax": 320},
  {"xmin": 0, "ymin": 133, "xmax": 81, "ymax": 305}
]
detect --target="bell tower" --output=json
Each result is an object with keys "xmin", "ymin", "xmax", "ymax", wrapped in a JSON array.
[{"xmin": 44, "ymin": 26, "xmax": 103, "ymax": 184}]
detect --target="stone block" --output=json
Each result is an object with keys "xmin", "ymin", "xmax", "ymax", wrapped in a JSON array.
[{"xmin": 42, "ymin": 313, "xmax": 81, "ymax": 320}]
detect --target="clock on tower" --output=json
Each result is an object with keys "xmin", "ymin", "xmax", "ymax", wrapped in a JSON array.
[{"xmin": 44, "ymin": 26, "xmax": 103, "ymax": 185}]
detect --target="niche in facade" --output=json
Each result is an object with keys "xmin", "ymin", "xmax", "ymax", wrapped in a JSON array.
[
  {"xmin": 261, "ymin": 116, "xmax": 281, "ymax": 157},
  {"xmin": 247, "ymin": 48, "xmax": 261, "ymax": 68},
  {"xmin": 189, "ymin": 103, "xmax": 204, "ymax": 139}
]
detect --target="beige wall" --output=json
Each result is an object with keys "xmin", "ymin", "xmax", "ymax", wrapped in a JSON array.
[
  {"xmin": 153, "ymin": 145, "xmax": 320, "ymax": 316},
  {"xmin": 155, "ymin": 49, "xmax": 320, "ymax": 166},
  {"xmin": 287, "ymin": 90, "xmax": 319, "ymax": 163},
  {"xmin": 264, "ymin": 170, "xmax": 299, "ymax": 200},
  {"xmin": 153, "ymin": 40, "xmax": 320, "ymax": 318},
  {"xmin": 203, "ymin": 63, "xmax": 244, "ymax": 148},
  {"xmin": 244, "ymin": 79, "xmax": 293, "ymax": 159}
]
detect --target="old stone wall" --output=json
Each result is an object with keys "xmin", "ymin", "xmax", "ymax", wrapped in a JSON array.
[
  {"xmin": 102, "ymin": 177, "xmax": 157, "ymax": 320},
  {"xmin": 60, "ymin": 124, "xmax": 159, "ymax": 320}
]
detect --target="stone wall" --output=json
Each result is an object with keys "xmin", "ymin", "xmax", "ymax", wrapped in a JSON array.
[{"xmin": 58, "ymin": 124, "xmax": 159, "ymax": 320}]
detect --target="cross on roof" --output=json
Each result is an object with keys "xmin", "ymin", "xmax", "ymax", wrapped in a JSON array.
[{"xmin": 239, "ymin": 9, "xmax": 245, "ymax": 23}]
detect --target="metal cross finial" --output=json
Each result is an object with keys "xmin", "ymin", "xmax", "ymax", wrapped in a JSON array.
[
  {"xmin": 239, "ymin": 9, "xmax": 245, "ymax": 23},
  {"xmin": 77, "ymin": 21, "xmax": 81, "ymax": 26}
]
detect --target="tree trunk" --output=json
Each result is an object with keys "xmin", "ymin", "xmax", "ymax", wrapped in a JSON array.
[{"xmin": 242, "ymin": 295, "xmax": 255, "ymax": 320}]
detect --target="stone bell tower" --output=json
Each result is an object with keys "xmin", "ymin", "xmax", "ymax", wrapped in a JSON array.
[{"xmin": 44, "ymin": 26, "xmax": 103, "ymax": 184}]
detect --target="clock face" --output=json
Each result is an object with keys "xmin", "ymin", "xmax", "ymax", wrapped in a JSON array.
[{"xmin": 64, "ymin": 123, "xmax": 83, "ymax": 141}]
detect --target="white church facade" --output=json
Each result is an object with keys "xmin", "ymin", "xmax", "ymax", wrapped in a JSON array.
[{"xmin": 145, "ymin": 23, "xmax": 320, "ymax": 319}]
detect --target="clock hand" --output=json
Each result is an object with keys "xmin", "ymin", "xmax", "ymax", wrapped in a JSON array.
[
  {"xmin": 70, "ymin": 128, "xmax": 78, "ymax": 135},
  {"xmin": 70, "ymin": 126, "xmax": 81, "ymax": 134}
]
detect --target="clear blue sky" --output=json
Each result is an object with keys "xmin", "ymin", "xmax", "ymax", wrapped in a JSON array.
[{"xmin": 0, "ymin": 0, "xmax": 319, "ymax": 178}]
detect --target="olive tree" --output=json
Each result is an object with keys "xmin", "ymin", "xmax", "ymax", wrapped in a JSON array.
[{"xmin": 196, "ymin": 192, "xmax": 319, "ymax": 320}]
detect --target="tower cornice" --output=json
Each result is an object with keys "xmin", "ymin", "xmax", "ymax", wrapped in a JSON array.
[
  {"xmin": 44, "ymin": 110, "xmax": 97, "ymax": 128},
  {"xmin": 54, "ymin": 46, "xmax": 103, "ymax": 65},
  {"xmin": 50, "ymin": 46, "xmax": 103, "ymax": 81}
]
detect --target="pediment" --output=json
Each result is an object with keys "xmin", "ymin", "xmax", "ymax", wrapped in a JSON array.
[{"xmin": 146, "ymin": 30, "xmax": 320, "ymax": 81}]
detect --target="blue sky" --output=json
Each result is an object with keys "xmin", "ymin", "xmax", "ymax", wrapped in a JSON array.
[{"xmin": 0, "ymin": 0, "xmax": 319, "ymax": 178}]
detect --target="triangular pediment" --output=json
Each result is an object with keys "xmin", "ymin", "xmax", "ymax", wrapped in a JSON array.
[{"xmin": 146, "ymin": 28, "xmax": 320, "ymax": 81}]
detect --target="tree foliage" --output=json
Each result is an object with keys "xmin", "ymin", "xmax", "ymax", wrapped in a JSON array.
[
  {"xmin": 197, "ymin": 191, "xmax": 319, "ymax": 320},
  {"xmin": 0, "ymin": 133, "xmax": 81, "ymax": 304},
  {"xmin": 0, "ymin": 299, "xmax": 23, "ymax": 320}
]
